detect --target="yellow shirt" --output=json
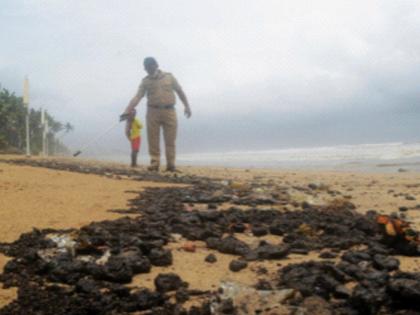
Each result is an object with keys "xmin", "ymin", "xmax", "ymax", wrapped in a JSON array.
[
  {"xmin": 137, "ymin": 70, "xmax": 182, "ymax": 107},
  {"xmin": 130, "ymin": 118, "xmax": 142, "ymax": 139}
]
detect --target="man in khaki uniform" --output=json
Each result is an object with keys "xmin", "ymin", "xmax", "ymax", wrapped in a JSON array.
[{"xmin": 123, "ymin": 57, "xmax": 191, "ymax": 172}]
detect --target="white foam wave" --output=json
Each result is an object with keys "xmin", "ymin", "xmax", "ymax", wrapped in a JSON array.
[{"xmin": 177, "ymin": 142, "xmax": 420, "ymax": 166}]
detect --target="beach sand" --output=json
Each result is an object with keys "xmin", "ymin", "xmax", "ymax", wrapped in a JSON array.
[
  {"xmin": 0, "ymin": 158, "xmax": 177, "ymax": 307},
  {"xmin": 1, "ymin": 156, "xmax": 420, "ymax": 308}
]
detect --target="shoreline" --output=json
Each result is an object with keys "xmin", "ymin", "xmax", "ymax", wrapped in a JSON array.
[
  {"xmin": 4, "ymin": 153, "xmax": 420, "ymax": 173},
  {"xmin": 2, "ymin": 154, "xmax": 420, "ymax": 233},
  {"xmin": 84, "ymin": 153, "xmax": 420, "ymax": 174}
]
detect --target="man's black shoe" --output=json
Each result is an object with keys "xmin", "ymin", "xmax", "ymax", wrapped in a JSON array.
[
  {"xmin": 147, "ymin": 165, "xmax": 159, "ymax": 172},
  {"xmin": 165, "ymin": 166, "xmax": 180, "ymax": 173}
]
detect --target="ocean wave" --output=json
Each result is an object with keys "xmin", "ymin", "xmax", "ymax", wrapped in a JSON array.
[{"xmin": 177, "ymin": 142, "xmax": 420, "ymax": 164}]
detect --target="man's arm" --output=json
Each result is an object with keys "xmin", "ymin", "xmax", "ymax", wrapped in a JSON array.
[
  {"xmin": 176, "ymin": 88, "xmax": 192, "ymax": 118},
  {"xmin": 172, "ymin": 76, "xmax": 191, "ymax": 118},
  {"xmin": 124, "ymin": 82, "xmax": 146, "ymax": 114}
]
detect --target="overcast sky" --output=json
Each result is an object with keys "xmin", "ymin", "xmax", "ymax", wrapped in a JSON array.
[{"xmin": 1, "ymin": 0, "xmax": 419, "ymax": 156}]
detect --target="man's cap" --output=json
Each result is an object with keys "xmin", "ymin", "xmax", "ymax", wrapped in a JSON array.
[{"xmin": 144, "ymin": 57, "xmax": 158, "ymax": 67}]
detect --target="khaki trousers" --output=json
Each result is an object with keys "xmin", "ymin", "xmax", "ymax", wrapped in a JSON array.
[{"xmin": 146, "ymin": 107, "xmax": 177, "ymax": 167}]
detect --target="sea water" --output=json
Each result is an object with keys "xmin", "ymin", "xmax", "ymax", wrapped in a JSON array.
[
  {"xmin": 178, "ymin": 142, "xmax": 420, "ymax": 171},
  {"xmin": 89, "ymin": 142, "xmax": 420, "ymax": 172}
]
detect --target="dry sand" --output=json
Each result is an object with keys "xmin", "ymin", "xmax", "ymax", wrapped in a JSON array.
[
  {"xmin": 1, "ymin": 156, "xmax": 420, "ymax": 308},
  {"xmin": 0, "ymin": 159, "xmax": 177, "ymax": 307}
]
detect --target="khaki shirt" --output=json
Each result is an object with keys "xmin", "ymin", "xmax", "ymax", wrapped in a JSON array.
[{"xmin": 138, "ymin": 70, "xmax": 182, "ymax": 107}]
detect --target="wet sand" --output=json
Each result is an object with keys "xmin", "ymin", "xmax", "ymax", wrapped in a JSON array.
[
  {"xmin": 183, "ymin": 166, "xmax": 420, "ymax": 222},
  {"xmin": 1, "ymin": 156, "xmax": 420, "ymax": 309}
]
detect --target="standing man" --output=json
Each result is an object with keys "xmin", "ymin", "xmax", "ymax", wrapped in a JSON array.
[{"xmin": 122, "ymin": 57, "xmax": 192, "ymax": 172}]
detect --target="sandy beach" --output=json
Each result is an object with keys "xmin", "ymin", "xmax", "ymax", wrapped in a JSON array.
[
  {"xmin": 1, "ymin": 155, "xmax": 420, "ymax": 313},
  {"xmin": 0, "ymin": 157, "xmax": 183, "ymax": 307}
]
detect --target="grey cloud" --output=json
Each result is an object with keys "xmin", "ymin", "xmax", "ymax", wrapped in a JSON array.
[{"xmin": 1, "ymin": 0, "xmax": 420, "ymax": 155}]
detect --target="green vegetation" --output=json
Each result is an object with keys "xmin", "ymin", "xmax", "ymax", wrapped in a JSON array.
[{"xmin": 0, "ymin": 86, "xmax": 73, "ymax": 155}]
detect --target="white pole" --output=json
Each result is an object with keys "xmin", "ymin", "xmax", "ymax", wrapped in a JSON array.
[
  {"xmin": 41, "ymin": 109, "xmax": 46, "ymax": 156},
  {"xmin": 45, "ymin": 118, "xmax": 49, "ymax": 156},
  {"xmin": 23, "ymin": 77, "xmax": 30, "ymax": 157},
  {"xmin": 25, "ymin": 114, "xmax": 30, "ymax": 156}
]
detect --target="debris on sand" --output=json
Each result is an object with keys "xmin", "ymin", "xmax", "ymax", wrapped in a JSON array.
[
  {"xmin": 154, "ymin": 273, "xmax": 185, "ymax": 292},
  {"xmin": 1, "ymin": 158, "xmax": 420, "ymax": 314},
  {"xmin": 228, "ymin": 259, "xmax": 248, "ymax": 272},
  {"xmin": 376, "ymin": 214, "xmax": 420, "ymax": 255},
  {"xmin": 204, "ymin": 253, "xmax": 217, "ymax": 263},
  {"xmin": 212, "ymin": 281, "xmax": 294, "ymax": 315}
]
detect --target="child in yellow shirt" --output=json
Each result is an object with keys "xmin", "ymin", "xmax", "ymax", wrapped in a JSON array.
[{"xmin": 125, "ymin": 110, "xmax": 143, "ymax": 167}]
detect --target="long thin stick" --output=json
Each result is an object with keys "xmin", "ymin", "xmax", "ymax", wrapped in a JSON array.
[{"xmin": 73, "ymin": 121, "xmax": 120, "ymax": 157}]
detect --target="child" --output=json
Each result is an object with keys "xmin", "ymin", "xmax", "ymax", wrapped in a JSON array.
[{"xmin": 125, "ymin": 110, "xmax": 143, "ymax": 167}]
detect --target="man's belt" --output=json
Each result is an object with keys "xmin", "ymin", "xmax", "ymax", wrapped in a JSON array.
[{"xmin": 148, "ymin": 104, "xmax": 175, "ymax": 109}]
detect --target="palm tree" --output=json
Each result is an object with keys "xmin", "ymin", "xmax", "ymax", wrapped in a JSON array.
[{"xmin": 64, "ymin": 122, "xmax": 74, "ymax": 133}]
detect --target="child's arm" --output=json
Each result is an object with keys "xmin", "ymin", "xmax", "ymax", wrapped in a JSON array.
[{"xmin": 125, "ymin": 120, "xmax": 131, "ymax": 140}]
